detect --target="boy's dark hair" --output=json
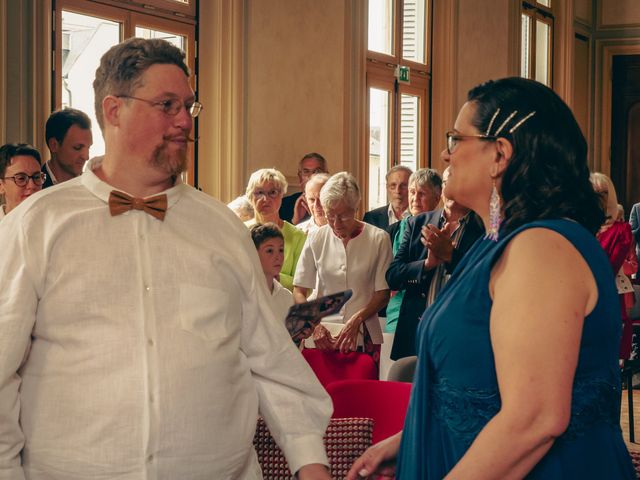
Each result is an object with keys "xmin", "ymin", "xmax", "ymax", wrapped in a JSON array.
[{"xmin": 250, "ymin": 222, "xmax": 284, "ymax": 249}]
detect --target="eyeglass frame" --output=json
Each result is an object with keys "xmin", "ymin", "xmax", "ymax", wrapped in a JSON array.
[
  {"xmin": 446, "ymin": 130, "xmax": 497, "ymax": 155},
  {"xmin": 116, "ymin": 95, "xmax": 203, "ymax": 118},
  {"xmin": 1, "ymin": 172, "xmax": 47, "ymax": 187},
  {"xmin": 251, "ymin": 188, "xmax": 282, "ymax": 200}
]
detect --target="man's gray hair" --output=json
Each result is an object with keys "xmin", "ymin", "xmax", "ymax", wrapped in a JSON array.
[
  {"xmin": 385, "ymin": 165, "xmax": 413, "ymax": 182},
  {"xmin": 320, "ymin": 172, "xmax": 360, "ymax": 211},
  {"xmin": 305, "ymin": 172, "xmax": 331, "ymax": 191},
  {"xmin": 409, "ymin": 168, "xmax": 442, "ymax": 194}
]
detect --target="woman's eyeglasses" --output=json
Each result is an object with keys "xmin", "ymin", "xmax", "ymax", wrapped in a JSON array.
[
  {"xmin": 2, "ymin": 172, "xmax": 47, "ymax": 187},
  {"xmin": 446, "ymin": 131, "xmax": 496, "ymax": 155},
  {"xmin": 252, "ymin": 189, "xmax": 281, "ymax": 200}
]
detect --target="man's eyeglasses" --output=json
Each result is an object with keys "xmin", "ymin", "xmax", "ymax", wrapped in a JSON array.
[
  {"xmin": 300, "ymin": 167, "xmax": 325, "ymax": 176},
  {"xmin": 117, "ymin": 96, "xmax": 204, "ymax": 118},
  {"xmin": 446, "ymin": 131, "xmax": 496, "ymax": 155},
  {"xmin": 252, "ymin": 189, "xmax": 281, "ymax": 200},
  {"xmin": 2, "ymin": 172, "xmax": 47, "ymax": 187}
]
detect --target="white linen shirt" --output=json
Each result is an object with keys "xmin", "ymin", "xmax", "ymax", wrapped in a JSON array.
[
  {"xmin": 387, "ymin": 203, "xmax": 410, "ymax": 226},
  {"xmin": 293, "ymin": 223, "xmax": 392, "ymax": 344},
  {"xmin": 0, "ymin": 158, "xmax": 331, "ymax": 480},
  {"xmin": 270, "ymin": 279, "xmax": 294, "ymax": 323}
]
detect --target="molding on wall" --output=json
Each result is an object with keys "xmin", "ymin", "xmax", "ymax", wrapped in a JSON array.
[
  {"xmin": 197, "ymin": 0, "xmax": 245, "ymax": 202},
  {"xmin": 554, "ymin": 0, "xmax": 575, "ymax": 106},
  {"xmin": 593, "ymin": 38, "xmax": 640, "ymax": 176},
  {"xmin": 430, "ymin": 0, "xmax": 457, "ymax": 172},
  {"xmin": 344, "ymin": 0, "xmax": 366, "ymax": 187},
  {"xmin": 34, "ymin": 0, "xmax": 52, "ymax": 155}
]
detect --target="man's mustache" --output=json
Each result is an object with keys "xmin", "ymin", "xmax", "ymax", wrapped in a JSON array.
[{"xmin": 163, "ymin": 134, "xmax": 197, "ymax": 143}]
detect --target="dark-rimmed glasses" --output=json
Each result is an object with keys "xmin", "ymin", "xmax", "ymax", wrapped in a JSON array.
[
  {"xmin": 2, "ymin": 172, "xmax": 47, "ymax": 187},
  {"xmin": 117, "ymin": 96, "xmax": 203, "ymax": 118},
  {"xmin": 446, "ymin": 130, "xmax": 496, "ymax": 155}
]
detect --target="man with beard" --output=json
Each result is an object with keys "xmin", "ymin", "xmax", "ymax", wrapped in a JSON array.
[
  {"xmin": 42, "ymin": 108, "xmax": 93, "ymax": 187},
  {"xmin": 0, "ymin": 38, "xmax": 332, "ymax": 479},
  {"xmin": 363, "ymin": 165, "xmax": 412, "ymax": 230}
]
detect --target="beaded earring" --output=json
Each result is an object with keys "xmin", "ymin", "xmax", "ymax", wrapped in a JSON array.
[{"xmin": 487, "ymin": 180, "xmax": 501, "ymax": 241}]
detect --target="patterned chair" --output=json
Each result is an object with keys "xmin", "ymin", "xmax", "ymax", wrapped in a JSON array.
[{"xmin": 253, "ymin": 416, "xmax": 374, "ymax": 479}]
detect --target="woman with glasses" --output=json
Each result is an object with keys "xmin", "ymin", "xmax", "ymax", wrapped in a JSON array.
[
  {"xmin": 348, "ymin": 77, "xmax": 635, "ymax": 479},
  {"xmin": 0, "ymin": 143, "xmax": 45, "ymax": 219},
  {"xmin": 244, "ymin": 168, "xmax": 306, "ymax": 291},
  {"xmin": 293, "ymin": 172, "xmax": 392, "ymax": 367}
]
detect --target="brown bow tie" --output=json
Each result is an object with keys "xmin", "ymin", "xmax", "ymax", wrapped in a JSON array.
[{"xmin": 108, "ymin": 190, "xmax": 168, "ymax": 221}]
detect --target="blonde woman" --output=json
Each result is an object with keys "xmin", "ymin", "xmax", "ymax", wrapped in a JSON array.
[{"xmin": 245, "ymin": 168, "xmax": 306, "ymax": 290}]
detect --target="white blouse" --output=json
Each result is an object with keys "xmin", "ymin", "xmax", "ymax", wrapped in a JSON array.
[{"xmin": 293, "ymin": 223, "xmax": 392, "ymax": 344}]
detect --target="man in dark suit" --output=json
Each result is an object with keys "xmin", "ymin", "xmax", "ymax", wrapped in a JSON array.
[
  {"xmin": 363, "ymin": 165, "xmax": 412, "ymax": 230},
  {"xmin": 42, "ymin": 108, "xmax": 93, "ymax": 188},
  {"xmin": 386, "ymin": 168, "xmax": 484, "ymax": 360},
  {"xmin": 279, "ymin": 152, "xmax": 328, "ymax": 224}
]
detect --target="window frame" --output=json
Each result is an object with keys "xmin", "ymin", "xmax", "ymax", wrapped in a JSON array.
[
  {"xmin": 521, "ymin": 0, "xmax": 555, "ymax": 87},
  {"xmin": 365, "ymin": 0, "xmax": 431, "ymax": 210},
  {"xmin": 52, "ymin": 0, "xmax": 198, "ymax": 184}
]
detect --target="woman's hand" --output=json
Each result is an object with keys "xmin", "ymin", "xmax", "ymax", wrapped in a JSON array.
[
  {"xmin": 346, "ymin": 432, "xmax": 402, "ymax": 479},
  {"xmin": 335, "ymin": 313, "xmax": 363, "ymax": 353},
  {"xmin": 312, "ymin": 324, "xmax": 335, "ymax": 350}
]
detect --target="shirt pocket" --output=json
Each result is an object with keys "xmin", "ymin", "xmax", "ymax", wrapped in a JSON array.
[{"xmin": 179, "ymin": 284, "xmax": 231, "ymax": 341}]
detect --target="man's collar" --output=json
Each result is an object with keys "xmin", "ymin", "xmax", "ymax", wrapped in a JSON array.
[
  {"xmin": 387, "ymin": 203, "xmax": 410, "ymax": 221},
  {"xmin": 81, "ymin": 156, "xmax": 185, "ymax": 210},
  {"xmin": 43, "ymin": 161, "xmax": 58, "ymax": 185}
]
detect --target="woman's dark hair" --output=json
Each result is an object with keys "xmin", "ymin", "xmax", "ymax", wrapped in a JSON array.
[
  {"xmin": 250, "ymin": 222, "xmax": 284, "ymax": 249},
  {"xmin": 0, "ymin": 143, "xmax": 42, "ymax": 178},
  {"xmin": 467, "ymin": 77, "xmax": 604, "ymax": 234}
]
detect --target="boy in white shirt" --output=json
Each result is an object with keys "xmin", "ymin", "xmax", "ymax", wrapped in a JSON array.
[{"xmin": 250, "ymin": 223, "xmax": 294, "ymax": 322}]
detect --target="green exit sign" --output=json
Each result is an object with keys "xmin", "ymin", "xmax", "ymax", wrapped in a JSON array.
[{"xmin": 397, "ymin": 65, "xmax": 410, "ymax": 84}]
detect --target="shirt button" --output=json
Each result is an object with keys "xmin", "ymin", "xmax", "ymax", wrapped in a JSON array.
[
  {"xmin": 147, "ymin": 338, "xmax": 154, "ymax": 347},
  {"xmin": 145, "ymin": 286, "xmax": 151, "ymax": 292},
  {"xmin": 150, "ymin": 395, "xmax": 155, "ymax": 403},
  {"xmin": 147, "ymin": 455, "xmax": 154, "ymax": 463}
]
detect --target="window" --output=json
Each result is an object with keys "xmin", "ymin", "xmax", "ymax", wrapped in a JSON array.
[
  {"xmin": 366, "ymin": 0, "xmax": 430, "ymax": 210},
  {"xmin": 53, "ymin": 0, "xmax": 197, "ymax": 184},
  {"xmin": 520, "ymin": 1, "xmax": 554, "ymax": 87}
]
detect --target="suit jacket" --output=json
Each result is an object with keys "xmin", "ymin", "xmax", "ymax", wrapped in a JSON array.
[
  {"xmin": 386, "ymin": 209, "xmax": 484, "ymax": 360},
  {"xmin": 630, "ymin": 203, "xmax": 640, "ymax": 256},
  {"xmin": 278, "ymin": 191, "xmax": 303, "ymax": 224},
  {"xmin": 363, "ymin": 205, "xmax": 390, "ymax": 230},
  {"xmin": 40, "ymin": 162, "xmax": 54, "ymax": 189}
]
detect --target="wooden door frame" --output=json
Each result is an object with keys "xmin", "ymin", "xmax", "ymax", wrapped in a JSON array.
[{"xmin": 594, "ymin": 39, "xmax": 640, "ymax": 175}]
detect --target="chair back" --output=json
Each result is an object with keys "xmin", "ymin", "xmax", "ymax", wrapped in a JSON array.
[
  {"xmin": 326, "ymin": 379, "xmax": 412, "ymax": 443},
  {"xmin": 301, "ymin": 349, "xmax": 378, "ymax": 388},
  {"xmin": 386, "ymin": 355, "xmax": 417, "ymax": 382}
]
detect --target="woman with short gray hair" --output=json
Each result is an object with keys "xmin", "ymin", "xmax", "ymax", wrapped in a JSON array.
[{"xmin": 293, "ymin": 172, "xmax": 392, "ymax": 368}]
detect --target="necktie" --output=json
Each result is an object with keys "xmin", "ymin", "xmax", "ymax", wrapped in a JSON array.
[{"xmin": 108, "ymin": 190, "xmax": 168, "ymax": 221}]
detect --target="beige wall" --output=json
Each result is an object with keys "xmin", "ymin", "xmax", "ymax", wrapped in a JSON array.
[
  {"xmin": 455, "ymin": 0, "xmax": 513, "ymax": 110},
  {"xmin": 599, "ymin": 0, "xmax": 640, "ymax": 27},
  {"xmin": 245, "ymin": 0, "xmax": 348, "ymax": 194}
]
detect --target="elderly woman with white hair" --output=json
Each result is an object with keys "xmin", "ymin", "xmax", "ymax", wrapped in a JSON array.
[
  {"xmin": 245, "ymin": 168, "xmax": 307, "ymax": 291},
  {"xmin": 293, "ymin": 172, "xmax": 392, "ymax": 367},
  {"xmin": 590, "ymin": 172, "xmax": 635, "ymax": 359}
]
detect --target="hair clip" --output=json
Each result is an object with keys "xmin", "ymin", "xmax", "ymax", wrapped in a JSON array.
[
  {"xmin": 485, "ymin": 108, "xmax": 501, "ymax": 136},
  {"xmin": 494, "ymin": 110, "xmax": 518, "ymax": 136},
  {"xmin": 508, "ymin": 111, "xmax": 536, "ymax": 134}
]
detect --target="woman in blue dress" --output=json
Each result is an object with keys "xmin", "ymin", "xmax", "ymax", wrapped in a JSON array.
[{"xmin": 347, "ymin": 77, "xmax": 636, "ymax": 479}]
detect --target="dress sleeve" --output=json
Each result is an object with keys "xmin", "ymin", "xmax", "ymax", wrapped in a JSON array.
[
  {"xmin": 374, "ymin": 229, "xmax": 392, "ymax": 292},
  {"xmin": 598, "ymin": 221, "xmax": 633, "ymax": 273},
  {"xmin": 293, "ymin": 235, "xmax": 318, "ymax": 290}
]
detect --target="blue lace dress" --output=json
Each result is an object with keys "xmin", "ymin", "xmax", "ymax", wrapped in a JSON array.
[{"xmin": 396, "ymin": 219, "xmax": 635, "ymax": 479}]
